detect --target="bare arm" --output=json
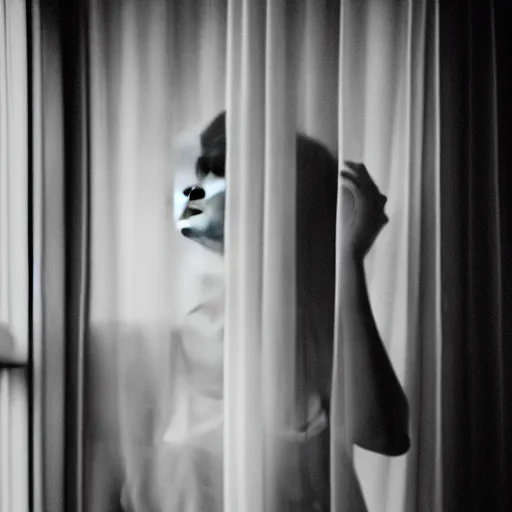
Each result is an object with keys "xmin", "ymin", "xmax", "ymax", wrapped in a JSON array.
[
  {"xmin": 338, "ymin": 161, "xmax": 410, "ymax": 456},
  {"xmin": 340, "ymin": 251, "xmax": 409, "ymax": 456}
]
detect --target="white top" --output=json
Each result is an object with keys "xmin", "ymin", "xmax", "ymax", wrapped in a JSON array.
[{"xmin": 163, "ymin": 275, "xmax": 327, "ymax": 447}]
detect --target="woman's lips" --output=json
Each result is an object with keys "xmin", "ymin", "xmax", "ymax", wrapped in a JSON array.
[{"xmin": 180, "ymin": 207, "xmax": 203, "ymax": 220}]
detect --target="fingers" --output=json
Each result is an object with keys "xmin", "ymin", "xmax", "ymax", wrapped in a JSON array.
[
  {"xmin": 342, "ymin": 160, "xmax": 388, "ymax": 207},
  {"xmin": 343, "ymin": 160, "xmax": 379, "ymax": 195},
  {"xmin": 340, "ymin": 184, "xmax": 356, "ymax": 218},
  {"xmin": 340, "ymin": 162, "xmax": 390, "ymax": 233},
  {"xmin": 339, "ymin": 170, "xmax": 362, "ymax": 191},
  {"xmin": 339, "ymin": 171, "xmax": 359, "ymax": 207}
]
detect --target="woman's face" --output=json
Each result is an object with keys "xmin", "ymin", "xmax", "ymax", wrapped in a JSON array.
[
  {"xmin": 175, "ymin": 112, "xmax": 227, "ymax": 253},
  {"xmin": 177, "ymin": 171, "xmax": 226, "ymax": 253}
]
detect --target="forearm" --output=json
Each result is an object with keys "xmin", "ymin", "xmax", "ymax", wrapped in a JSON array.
[{"xmin": 339, "ymin": 251, "xmax": 409, "ymax": 456}]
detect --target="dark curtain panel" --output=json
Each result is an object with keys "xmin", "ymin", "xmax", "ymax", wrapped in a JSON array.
[
  {"xmin": 439, "ymin": 1, "xmax": 511, "ymax": 511},
  {"xmin": 59, "ymin": 0, "xmax": 91, "ymax": 510},
  {"xmin": 495, "ymin": 1, "xmax": 512, "ymax": 508},
  {"xmin": 29, "ymin": 0, "xmax": 68, "ymax": 510}
]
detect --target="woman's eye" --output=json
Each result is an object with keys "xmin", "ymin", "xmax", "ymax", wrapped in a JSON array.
[
  {"xmin": 195, "ymin": 154, "xmax": 225, "ymax": 179},
  {"xmin": 209, "ymin": 156, "xmax": 225, "ymax": 177},
  {"xmin": 195, "ymin": 156, "xmax": 209, "ymax": 179}
]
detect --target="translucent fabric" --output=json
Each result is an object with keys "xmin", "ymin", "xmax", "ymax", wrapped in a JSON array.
[{"xmin": 84, "ymin": 1, "xmax": 438, "ymax": 511}]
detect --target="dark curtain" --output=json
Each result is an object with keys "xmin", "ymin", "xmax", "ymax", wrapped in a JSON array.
[
  {"xmin": 496, "ymin": 1, "xmax": 512, "ymax": 509},
  {"xmin": 439, "ymin": 1, "xmax": 512, "ymax": 511},
  {"xmin": 60, "ymin": 0, "xmax": 91, "ymax": 510}
]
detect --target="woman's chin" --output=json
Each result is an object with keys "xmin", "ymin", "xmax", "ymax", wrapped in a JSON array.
[
  {"xmin": 200, "ymin": 238, "xmax": 224, "ymax": 254},
  {"xmin": 180, "ymin": 228, "xmax": 224, "ymax": 254},
  {"xmin": 192, "ymin": 235, "xmax": 223, "ymax": 254}
]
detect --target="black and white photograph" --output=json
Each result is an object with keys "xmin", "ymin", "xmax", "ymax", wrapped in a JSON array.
[{"xmin": 0, "ymin": 0, "xmax": 511, "ymax": 511}]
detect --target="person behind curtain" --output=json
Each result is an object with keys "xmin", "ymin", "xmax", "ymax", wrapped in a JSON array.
[{"xmin": 122, "ymin": 111, "xmax": 410, "ymax": 511}]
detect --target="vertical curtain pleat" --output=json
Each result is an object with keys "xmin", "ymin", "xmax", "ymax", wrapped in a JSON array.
[
  {"xmin": 297, "ymin": 0, "xmax": 339, "ymax": 151},
  {"xmin": 0, "ymin": 0, "xmax": 28, "ymax": 359},
  {"xmin": 31, "ymin": 0, "xmax": 67, "ymax": 509},
  {"xmin": 261, "ymin": 1, "xmax": 296, "ymax": 511},
  {"xmin": 438, "ymin": 1, "xmax": 470, "ymax": 509},
  {"xmin": 224, "ymin": 1, "xmax": 266, "ymax": 509},
  {"xmin": 0, "ymin": 29, "xmax": 30, "ymax": 512},
  {"xmin": 439, "ymin": 1, "xmax": 507, "ymax": 510},
  {"xmin": 337, "ymin": 1, "xmax": 439, "ymax": 511},
  {"xmin": 223, "ymin": 2, "xmax": 243, "ymax": 510},
  {"xmin": 60, "ymin": 0, "xmax": 91, "ymax": 509},
  {"xmin": 331, "ymin": 2, "xmax": 359, "ymax": 510},
  {"xmin": 87, "ymin": 2, "xmax": 228, "ymax": 510},
  {"xmin": 495, "ymin": 3, "xmax": 512, "ymax": 509},
  {"xmin": 409, "ymin": 2, "xmax": 443, "ymax": 511},
  {"xmin": 465, "ymin": 7, "xmax": 504, "ymax": 507}
]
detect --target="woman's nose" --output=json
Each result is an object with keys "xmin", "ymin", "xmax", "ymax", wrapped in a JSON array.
[{"xmin": 182, "ymin": 186, "xmax": 205, "ymax": 201}]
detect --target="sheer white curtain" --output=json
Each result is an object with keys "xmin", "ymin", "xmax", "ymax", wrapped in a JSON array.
[
  {"xmin": 0, "ymin": 0, "xmax": 28, "ymax": 363},
  {"xmin": 85, "ymin": 0, "xmax": 440, "ymax": 511},
  {"xmin": 226, "ymin": 1, "xmax": 439, "ymax": 511},
  {"xmin": 87, "ymin": 1, "xmax": 228, "ymax": 510},
  {"xmin": 0, "ymin": 1, "xmax": 29, "ymax": 511},
  {"xmin": 337, "ymin": 2, "xmax": 440, "ymax": 511}
]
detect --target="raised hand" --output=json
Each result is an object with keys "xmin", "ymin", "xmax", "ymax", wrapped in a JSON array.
[{"xmin": 339, "ymin": 160, "xmax": 388, "ymax": 259}]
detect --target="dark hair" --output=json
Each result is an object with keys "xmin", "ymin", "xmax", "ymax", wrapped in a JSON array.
[
  {"xmin": 196, "ymin": 112, "xmax": 227, "ymax": 179},
  {"xmin": 295, "ymin": 133, "xmax": 337, "ymax": 400},
  {"xmin": 201, "ymin": 112, "xmax": 338, "ymax": 398}
]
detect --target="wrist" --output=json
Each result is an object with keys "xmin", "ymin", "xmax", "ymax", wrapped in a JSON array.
[{"xmin": 339, "ymin": 245, "xmax": 363, "ymax": 265}]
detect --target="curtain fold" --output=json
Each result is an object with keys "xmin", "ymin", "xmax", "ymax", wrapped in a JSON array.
[
  {"xmin": 0, "ymin": 1, "xmax": 29, "ymax": 511},
  {"xmin": 60, "ymin": 0, "xmax": 93, "ymax": 509},
  {"xmin": 338, "ymin": 2, "xmax": 441, "ymax": 511},
  {"xmin": 224, "ymin": 1, "xmax": 301, "ymax": 510},
  {"xmin": 224, "ymin": 2, "xmax": 266, "ymax": 510},
  {"xmin": 439, "ymin": 1, "xmax": 509, "ymax": 510},
  {"xmin": 0, "ymin": 0, "xmax": 28, "ymax": 362},
  {"xmin": 30, "ymin": 0, "xmax": 68, "ymax": 509},
  {"xmin": 495, "ymin": 3, "xmax": 512, "ymax": 508}
]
